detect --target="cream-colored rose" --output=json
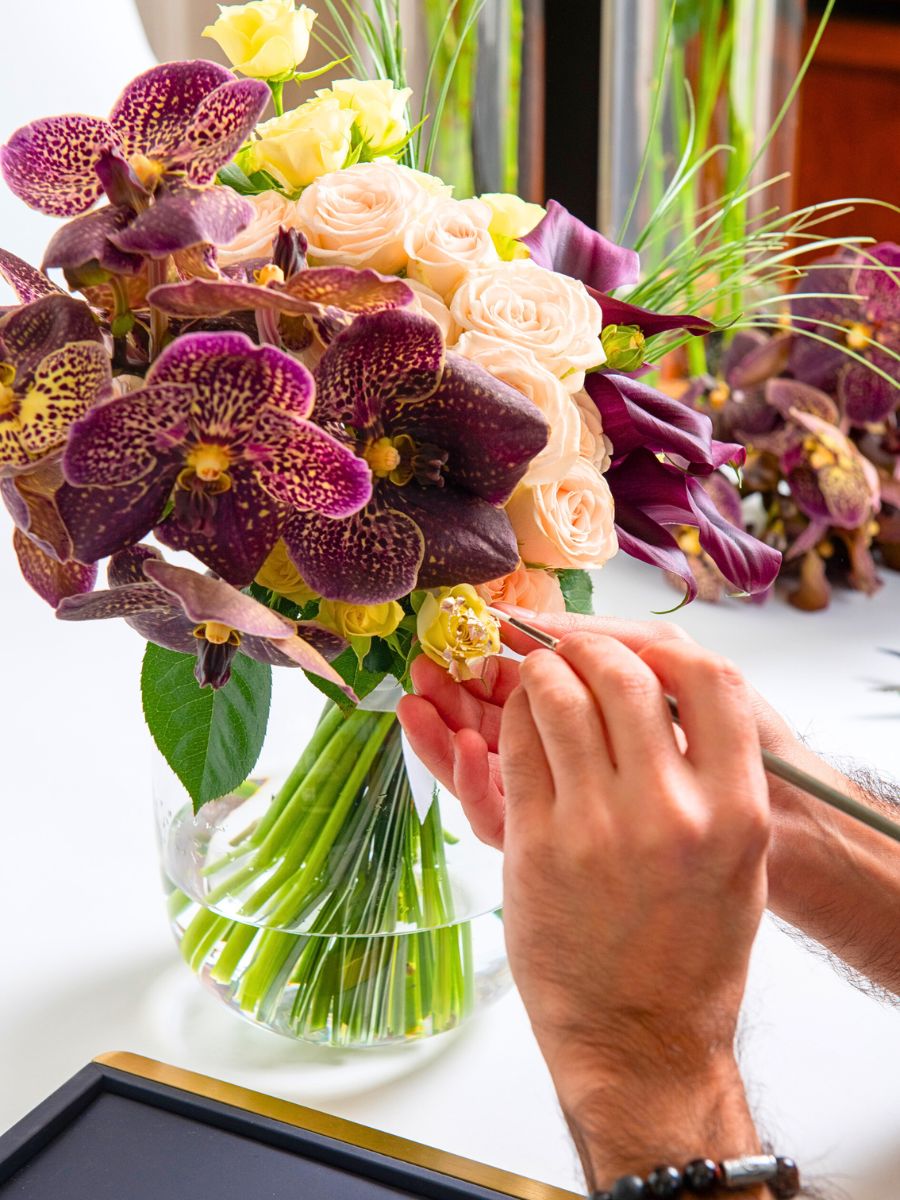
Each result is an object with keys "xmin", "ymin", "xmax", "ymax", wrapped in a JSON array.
[
  {"xmin": 295, "ymin": 160, "xmax": 434, "ymax": 273},
  {"xmin": 203, "ymin": 0, "xmax": 316, "ymax": 79},
  {"xmin": 317, "ymin": 78, "xmax": 412, "ymax": 155},
  {"xmin": 406, "ymin": 279, "xmax": 457, "ymax": 343},
  {"xmin": 450, "ymin": 260, "xmax": 605, "ymax": 392},
  {"xmin": 403, "ymin": 199, "xmax": 499, "ymax": 302},
  {"xmin": 574, "ymin": 390, "xmax": 613, "ymax": 474},
  {"xmin": 217, "ymin": 190, "xmax": 306, "ymax": 266},
  {"xmin": 479, "ymin": 192, "xmax": 545, "ymax": 260},
  {"xmin": 394, "ymin": 162, "xmax": 454, "ymax": 199},
  {"xmin": 506, "ymin": 459, "xmax": 618, "ymax": 570},
  {"xmin": 417, "ymin": 585, "xmax": 501, "ymax": 682},
  {"xmin": 245, "ymin": 97, "xmax": 355, "ymax": 192},
  {"xmin": 476, "ymin": 562, "xmax": 566, "ymax": 614},
  {"xmin": 454, "ymin": 331, "xmax": 581, "ymax": 484}
]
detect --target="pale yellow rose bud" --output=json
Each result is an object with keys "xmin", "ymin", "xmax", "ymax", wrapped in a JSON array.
[
  {"xmin": 203, "ymin": 0, "xmax": 317, "ymax": 80},
  {"xmin": 478, "ymin": 193, "xmax": 546, "ymax": 260},
  {"xmin": 246, "ymin": 96, "xmax": 355, "ymax": 192},
  {"xmin": 255, "ymin": 540, "xmax": 319, "ymax": 604},
  {"xmin": 316, "ymin": 78, "xmax": 413, "ymax": 157},
  {"xmin": 318, "ymin": 598, "xmax": 405, "ymax": 641},
  {"xmin": 416, "ymin": 585, "xmax": 501, "ymax": 682}
]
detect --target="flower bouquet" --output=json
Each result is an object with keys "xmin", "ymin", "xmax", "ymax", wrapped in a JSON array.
[{"xmin": 5, "ymin": 0, "xmax": 863, "ymax": 1049}]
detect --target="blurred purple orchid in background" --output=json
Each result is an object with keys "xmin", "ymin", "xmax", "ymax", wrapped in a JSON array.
[
  {"xmin": 57, "ymin": 544, "xmax": 350, "ymax": 693},
  {"xmin": 283, "ymin": 308, "xmax": 549, "ymax": 604},
  {"xmin": 59, "ymin": 332, "xmax": 372, "ymax": 581}
]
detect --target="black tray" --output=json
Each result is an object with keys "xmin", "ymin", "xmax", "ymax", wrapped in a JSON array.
[{"xmin": 0, "ymin": 1052, "xmax": 579, "ymax": 1200}]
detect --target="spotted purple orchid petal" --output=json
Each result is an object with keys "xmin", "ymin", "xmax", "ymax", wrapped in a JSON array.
[
  {"xmin": 244, "ymin": 632, "xmax": 355, "ymax": 698},
  {"xmin": 13, "ymin": 526, "xmax": 96, "ymax": 607},
  {"xmin": 723, "ymin": 331, "xmax": 792, "ymax": 391},
  {"xmin": 1, "ymin": 461, "xmax": 73, "ymax": 561},
  {"xmin": 586, "ymin": 372, "xmax": 745, "ymax": 473},
  {"xmin": 520, "ymin": 200, "xmax": 640, "ymax": 294},
  {"xmin": 148, "ymin": 266, "xmax": 414, "ymax": 324},
  {"xmin": 43, "ymin": 205, "xmax": 144, "ymax": 279},
  {"xmin": 243, "ymin": 621, "xmax": 347, "ymax": 669},
  {"xmin": 56, "ymin": 472, "xmax": 179, "ymax": 563},
  {"xmin": 0, "ymin": 115, "xmax": 122, "ymax": 217},
  {"xmin": 853, "ymin": 242, "xmax": 900, "ymax": 325},
  {"xmin": 314, "ymin": 309, "xmax": 445, "ymax": 427},
  {"xmin": 385, "ymin": 352, "xmax": 549, "ymax": 506},
  {"xmin": 109, "ymin": 60, "xmax": 235, "ymax": 160},
  {"xmin": 0, "ymin": 293, "xmax": 102, "ymax": 385},
  {"xmin": 252, "ymin": 407, "xmax": 374, "ymax": 518},
  {"xmin": 154, "ymin": 463, "xmax": 284, "ymax": 584},
  {"xmin": 766, "ymin": 378, "xmax": 839, "ymax": 426},
  {"xmin": 57, "ymin": 579, "xmax": 176, "ymax": 621},
  {"xmin": 176, "ymin": 78, "xmax": 274, "ymax": 184},
  {"xmin": 17, "ymin": 341, "xmax": 112, "ymax": 461},
  {"xmin": 109, "ymin": 185, "xmax": 254, "ymax": 258},
  {"xmin": 839, "ymin": 354, "xmax": 899, "ymax": 425},
  {"xmin": 0, "ymin": 249, "xmax": 63, "ymax": 303},
  {"xmin": 63, "ymin": 383, "xmax": 193, "ymax": 486}
]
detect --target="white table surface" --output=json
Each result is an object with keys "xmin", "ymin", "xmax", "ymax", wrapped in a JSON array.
[{"xmin": 2, "ymin": 6, "xmax": 900, "ymax": 1194}]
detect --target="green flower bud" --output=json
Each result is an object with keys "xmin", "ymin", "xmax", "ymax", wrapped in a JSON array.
[{"xmin": 601, "ymin": 324, "xmax": 646, "ymax": 372}]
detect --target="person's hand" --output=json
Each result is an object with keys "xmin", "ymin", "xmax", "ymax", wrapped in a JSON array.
[{"xmin": 492, "ymin": 633, "xmax": 771, "ymax": 1180}]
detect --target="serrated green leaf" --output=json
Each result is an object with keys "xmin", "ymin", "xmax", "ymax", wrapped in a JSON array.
[
  {"xmin": 141, "ymin": 644, "xmax": 272, "ymax": 812},
  {"xmin": 557, "ymin": 569, "xmax": 594, "ymax": 615}
]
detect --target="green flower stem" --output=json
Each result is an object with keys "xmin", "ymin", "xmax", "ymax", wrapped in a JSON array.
[{"xmin": 269, "ymin": 79, "xmax": 285, "ymax": 117}]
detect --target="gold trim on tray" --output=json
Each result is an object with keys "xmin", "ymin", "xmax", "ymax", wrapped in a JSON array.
[{"xmin": 94, "ymin": 1052, "xmax": 580, "ymax": 1200}]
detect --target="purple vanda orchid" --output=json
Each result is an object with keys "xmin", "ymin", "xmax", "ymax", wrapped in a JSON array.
[
  {"xmin": 57, "ymin": 545, "xmax": 352, "ymax": 694},
  {"xmin": 0, "ymin": 293, "xmax": 110, "ymax": 477},
  {"xmin": 59, "ymin": 331, "xmax": 373, "ymax": 583},
  {"xmin": 282, "ymin": 308, "xmax": 550, "ymax": 605},
  {"xmin": 586, "ymin": 371, "xmax": 782, "ymax": 600}
]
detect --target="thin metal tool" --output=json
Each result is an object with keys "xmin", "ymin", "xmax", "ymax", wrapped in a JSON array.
[{"xmin": 493, "ymin": 610, "xmax": 900, "ymax": 846}]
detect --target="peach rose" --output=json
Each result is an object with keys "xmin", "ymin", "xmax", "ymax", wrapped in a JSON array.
[
  {"xmin": 476, "ymin": 561, "xmax": 566, "ymax": 613},
  {"xmin": 454, "ymin": 331, "xmax": 581, "ymax": 484},
  {"xmin": 574, "ymin": 389, "xmax": 613, "ymax": 474},
  {"xmin": 404, "ymin": 198, "xmax": 499, "ymax": 301},
  {"xmin": 217, "ymin": 190, "xmax": 307, "ymax": 266},
  {"xmin": 406, "ymin": 278, "xmax": 457, "ymax": 343},
  {"xmin": 294, "ymin": 159, "xmax": 442, "ymax": 274},
  {"xmin": 506, "ymin": 458, "xmax": 618, "ymax": 570},
  {"xmin": 450, "ymin": 259, "xmax": 605, "ymax": 392}
]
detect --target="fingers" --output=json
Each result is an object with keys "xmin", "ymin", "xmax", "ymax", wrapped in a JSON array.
[
  {"xmin": 409, "ymin": 654, "xmax": 519, "ymax": 752},
  {"xmin": 638, "ymin": 640, "xmax": 764, "ymax": 791},
  {"xmin": 495, "ymin": 605, "xmax": 690, "ymax": 659},
  {"xmin": 517, "ymin": 650, "xmax": 613, "ymax": 800},
  {"xmin": 555, "ymin": 633, "xmax": 681, "ymax": 773},
  {"xmin": 453, "ymin": 729, "xmax": 505, "ymax": 849},
  {"xmin": 396, "ymin": 695, "xmax": 455, "ymax": 793},
  {"xmin": 499, "ymin": 685, "xmax": 555, "ymax": 823}
]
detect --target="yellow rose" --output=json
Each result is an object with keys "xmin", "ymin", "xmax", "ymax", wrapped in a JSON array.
[
  {"xmin": 246, "ymin": 97, "xmax": 355, "ymax": 192},
  {"xmin": 255, "ymin": 539, "xmax": 319, "ymax": 604},
  {"xmin": 479, "ymin": 193, "xmax": 545, "ymax": 260},
  {"xmin": 316, "ymin": 78, "xmax": 413, "ymax": 156},
  {"xmin": 416, "ymin": 585, "xmax": 501, "ymax": 682},
  {"xmin": 318, "ymin": 598, "xmax": 404, "ymax": 640},
  {"xmin": 203, "ymin": 0, "xmax": 317, "ymax": 80}
]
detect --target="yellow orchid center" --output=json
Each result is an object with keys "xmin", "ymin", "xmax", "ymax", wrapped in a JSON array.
[
  {"xmin": 365, "ymin": 436, "xmax": 402, "ymax": 477},
  {"xmin": 129, "ymin": 153, "xmax": 166, "ymax": 189},
  {"xmin": 193, "ymin": 621, "xmax": 241, "ymax": 646},
  {"xmin": 255, "ymin": 264, "xmax": 286, "ymax": 287},
  {"xmin": 187, "ymin": 442, "xmax": 232, "ymax": 483},
  {"xmin": 0, "ymin": 363, "xmax": 17, "ymax": 415},
  {"xmin": 845, "ymin": 321, "xmax": 874, "ymax": 351},
  {"xmin": 708, "ymin": 381, "xmax": 730, "ymax": 410}
]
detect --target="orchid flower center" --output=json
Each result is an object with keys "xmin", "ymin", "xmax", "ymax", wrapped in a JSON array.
[
  {"xmin": 804, "ymin": 433, "xmax": 853, "ymax": 474},
  {"xmin": 708, "ymin": 381, "xmax": 730, "ymax": 410},
  {"xmin": 255, "ymin": 264, "xmax": 286, "ymax": 287},
  {"xmin": 0, "ymin": 363, "xmax": 17, "ymax": 416},
  {"xmin": 193, "ymin": 621, "xmax": 240, "ymax": 647},
  {"xmin": 845, "ymin": 321, "xmax": 874, "ymax": 352},
  {"xmin": 129, "ymin": 152, "xmax": 166, "ymax": 190},
  {"xmin": 187, "ymin": 442, "xmax": 233, "ymax": 483},
  {"xmin": 364, "ymin": 433, "xmax": 449, "ymax": 488},
  {"xmin": 191, "ymin": 623, "xmax": 242, "ymax": 690}
]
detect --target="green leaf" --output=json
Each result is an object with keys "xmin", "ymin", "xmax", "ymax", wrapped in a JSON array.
[
  {"xmin": 217, "ymin": 162, "xmax": 258, "ymax": 194},
  {"xmin": 557, "ymin": 569, "xmax": 594, "ymax": 615},
  {"xmin": 141, "ymin": 644, "xmax": 272, "ymax": 813}
]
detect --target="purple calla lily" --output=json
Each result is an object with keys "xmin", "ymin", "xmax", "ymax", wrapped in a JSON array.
[
  {"xmin": 584, "ymin": 371, "xmax": 781, "ymax": 597},
  {"xmin": 57, "ymin": 544, "xmax": 351, "ymax": 693},
  {"xmin": 789, "ymin": 243, "xmax": 899, "ymax": 425},
  {"xmin": 1, "ymin": 61, "xmax": 268, "ymax": 218},
  {"xmin": 59, "ymin": 331, "xmax": 372, "ymax": 582},
  {"xmin": 0, "ymin": 293, "xmax": 110, "ymax": 477},
  {"xmin": 282, "ymin": 308, "xmax": 549, "ymax": 604}
]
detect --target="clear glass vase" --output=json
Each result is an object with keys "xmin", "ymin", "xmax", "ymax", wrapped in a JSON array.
[{"xmin": 154, "ymin": 675, "xmax": 510, "ymax": 1049}]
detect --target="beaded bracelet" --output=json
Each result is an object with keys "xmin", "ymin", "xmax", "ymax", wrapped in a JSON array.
[{"xmin": 591, "ymin": 1154, "xmax": 801, "ymax": 1200}]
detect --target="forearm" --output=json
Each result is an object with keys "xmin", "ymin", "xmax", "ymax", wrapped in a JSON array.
[
  {"xmin": 765, "ymin": 746, "xmax": 900, "ymax": 994},
  {"xmin": 553, "ymin": 1055, "xmax": 769, "ymax": 1198}
]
